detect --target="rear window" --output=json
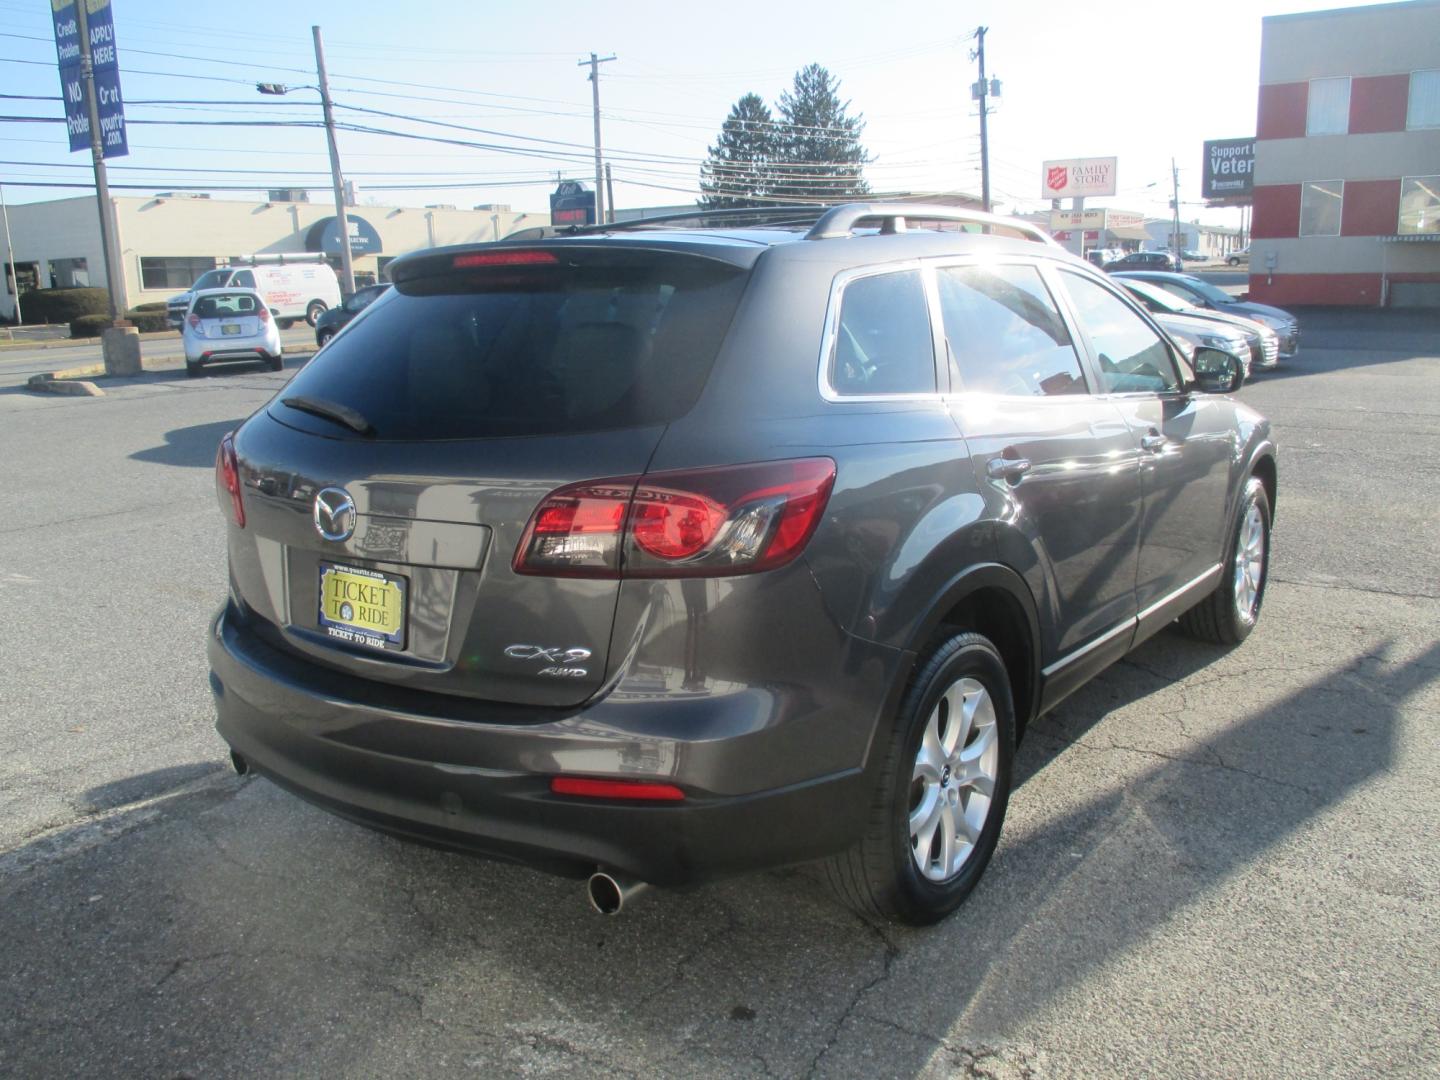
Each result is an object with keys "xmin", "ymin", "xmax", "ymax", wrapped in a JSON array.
[
  {"xmin": 194, "ymin": 293, "xmax": 259, "ymax": 318},
  {"xmin": 274, "ymin": 251, "xmax": 748, "ymax": 440}
]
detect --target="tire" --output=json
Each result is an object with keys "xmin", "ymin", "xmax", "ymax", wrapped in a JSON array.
[
  {"xmin": 1178, "ymin": 476, "xmax": 1271, "ymax": 645},
  {"xmin": 305, "ymin": 301, "xmax": 326, "ymax": 328},
  {"xmin": 185, "ymin": 361, "xmax": 201, "ymax": 378},
  {"xmin": 1228, "ymin": 257, "xmax": 1240, "ymax": 267},
  {"xmin": 277, "ymin": 318, "xmax": 296, "ymax": 330},
  {"xmin": 824, "ymin": 632, "xmax": 1015, "ymax": 925},
  {"xmin": 317, "ymin": 328, "xmax": 335, "ymax": 348},
  {"xmin": 267, "ymin": 354, "xmax": 284, "ymax": 372}
]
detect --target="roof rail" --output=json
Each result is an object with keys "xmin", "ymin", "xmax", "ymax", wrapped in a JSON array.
[
  {"xmin": 804, "ymin": 203, "xmax": 1060, "ymax": 247},
  {"xmin": 590, "ymin": 204, "xmax": 832, "ymax": 233}
]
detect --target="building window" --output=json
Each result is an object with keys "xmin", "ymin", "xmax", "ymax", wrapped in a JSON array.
[
  {"xmin": 48, "ymin": 257, "xmax": 89, "ymax": 288},
  {"xmin": 1399, "ymin": 176, "xmax": 1440, "ymax": 235},
  {"xmin": 139, "ymin": 256, "xmax": 217, "ymax": 291},
  {"xmin": 1408, "ymin": 70, "xmax": 1440, "ymax": 129},
  {"xmin": 1300, "ymin": 181, "xmax": 1344, "ymax": 236},
  {"xmin": 1307, "ymin": 77, "xmax": 1351, "ymax": 135}
]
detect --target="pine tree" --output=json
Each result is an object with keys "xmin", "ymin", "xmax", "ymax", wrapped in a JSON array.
[
  {"xmin": 699, "ymin": 93, "xmax": 776, "ymax": 209},
  {"xmin": 772, "ymin": 64, "xmax": 870, "ymax": 202}
]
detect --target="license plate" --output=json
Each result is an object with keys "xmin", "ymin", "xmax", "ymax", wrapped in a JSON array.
[
  {"xmin": 318, "ymin": 563, "xmax": 407, "ymax": 651},
  {"xmin": 222, "ymin": 323, "xmax": 241, "ymax": 335}
]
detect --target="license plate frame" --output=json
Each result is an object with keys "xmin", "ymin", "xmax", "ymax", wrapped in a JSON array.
[
  {"xmin": 222, "ymin": 323, "xmax": 242, "ymax": 335},
  {"xmin": 317, "ymin": 562, "xmax": 408, "ymax": 652}
]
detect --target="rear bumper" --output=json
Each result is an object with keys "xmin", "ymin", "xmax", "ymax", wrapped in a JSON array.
[{"xmin": 208, "ymin": 604, "xmax": 903, "ymax": 885}]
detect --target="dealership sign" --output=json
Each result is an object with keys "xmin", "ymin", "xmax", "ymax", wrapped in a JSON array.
[
  {"xmin": 52, "ymin": 0, "xmax": 128, "ymax": 158},
  {"xmin": 1202, "ymin": 138, "xmax": 1255, "ymax": 199},
  {"xmin": 1042, "ymin": 157, "xmax": 1117, "ymax": 198}
]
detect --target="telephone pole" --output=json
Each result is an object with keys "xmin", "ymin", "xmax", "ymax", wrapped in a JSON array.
[
  {"xmin": 312, "ymin": 26, "xmax": 355, "ymax": 296},
  {"xmin": 1171, "ymin": 157, "xmax": 1182, "ymax": 257},
  {"xmin": 1, "ymin": 182, "xmax": 20, "ymax": 331},
  {"xmin": 580, "ymin": 52, "xmax": 616, "ymax": 225},
  {"xmin": 74, "ymin": 0, "xmax": 122, "ymax": 321},
  {"xmin": 974, "ymin": 26, "xmax": 991, "ymax": 213}
]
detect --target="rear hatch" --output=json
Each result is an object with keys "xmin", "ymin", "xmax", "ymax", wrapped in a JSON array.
[{"xmin": 224, "ymin": 243, "xmax": 752, "ymax": 708}]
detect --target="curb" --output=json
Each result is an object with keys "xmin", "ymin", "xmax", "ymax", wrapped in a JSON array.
[
  {"xmin": 25, "ymin": 349, "xmax": 317, "ymax": 396},
  {"xmin": 0, "ymin": 329, "xmax": 180, "ymax": 352}
]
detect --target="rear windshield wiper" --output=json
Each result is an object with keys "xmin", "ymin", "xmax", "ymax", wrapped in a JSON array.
[{"xmin": 280, "ymin": 395, "xmax": 375, "ymax": 437}]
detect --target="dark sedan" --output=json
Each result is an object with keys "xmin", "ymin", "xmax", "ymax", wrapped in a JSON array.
[
  {"xmin": 1103, "ymin": 250, "xmax": 1183, "ymax": 273},
  {"xmin": 1111, "ymin": 271, "xmax": 1300, "ymax": 358},
  {"xmin": 313, "ymin": 283, "xmax": 391, "ymax": 346}
]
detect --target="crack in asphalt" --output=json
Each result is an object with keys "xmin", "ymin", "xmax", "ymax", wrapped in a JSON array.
[
  {"xmin": 1271, "ymin": 576, "xmax": 1440, "ymax": 601},
  {"xmin": 804, "ymin": 919, "xmax": 900, "ymax": 1079},
  {"xmin": 849, "ymin": 1014, "xmax": 1042, "ymax": 1080}
]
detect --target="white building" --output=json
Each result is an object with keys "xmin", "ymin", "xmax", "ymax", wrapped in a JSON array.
[{"xmin": 2, "ymin": 194, "xmax": 548, "ymax": 320}]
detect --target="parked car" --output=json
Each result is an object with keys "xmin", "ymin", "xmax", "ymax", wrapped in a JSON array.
[
  {"xmin": 183, "ymin": 288, "xmax": 282, "ymax": 377},
  {"xmin": 1181, "ymin": 249, "xmax": 1206, "ymax": 262},
  {"xmin": 1084, "ymin": 247, "xmax": 1122, "ymax": 268},
  {"xmin": 208, "ymin": 203, "xmax": 1275, "ymax": 926},
  {"xmin": 1116, "ymin": 275, "xmax": 1279, "ymax": 374},
  {"xmin": 1111, "ymin": 270, "xmax": 1299, "ymax": 358},
  {"xmin": 1103, "ymin": 250, "xmax": 1184, "ymax": 273},
  {"xmin": 167, "ymin": 258, "xmax": 341, "ymax": 330},
  {"xmin": 314, "ymin": 283, "xmax": 391, "ymax": 347},
  {"xmin": 1227, "ymin": 246, "xmax": 1251, "ymax": 266}
]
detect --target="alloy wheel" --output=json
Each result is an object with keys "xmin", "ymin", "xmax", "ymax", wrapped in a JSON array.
[
  {"xmin": 909, "ymin": 676, "xmax": 999, "ymax": 882},
  {"xmin": 1233, "ymin": 501, "xmax": 1266, "ymax": 624}
]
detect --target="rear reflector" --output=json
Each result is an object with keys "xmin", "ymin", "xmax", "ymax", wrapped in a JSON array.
[
  {"xmin": 550, "ymin": 777, "xmax": 685, "ymax": 802},
  {"xmin": 513, "ymin": 458, "xmax": 836, "ymax": 579},
  {"xmin": 452, "ymin": 250, "xmax": 557, "ymax": 269}
]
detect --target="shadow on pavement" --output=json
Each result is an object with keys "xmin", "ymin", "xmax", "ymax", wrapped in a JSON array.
[
  {"xmin": 0, "ymin": 635, "xmax": 1429, "ymax": 1077},
  {"xmin": 130, "ymin": 419, "xmax": 240, "ymax": 469}
]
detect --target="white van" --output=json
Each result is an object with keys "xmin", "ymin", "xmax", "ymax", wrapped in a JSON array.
[{"xmin": 166, "ymin": 257, "xmax": 342, "ymax": 329}]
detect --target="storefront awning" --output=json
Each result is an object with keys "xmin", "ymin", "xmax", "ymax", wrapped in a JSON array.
[
  {"xmin": 305, "ymin": 214, "xmax": 383, "ymax": 256},
  {"xmin": 1106, "ymin": 225, "xmax": 1151, "ymax": 241}
]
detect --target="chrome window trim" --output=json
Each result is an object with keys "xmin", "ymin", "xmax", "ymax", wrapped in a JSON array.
[{"xmin": 816, "ymin": 260, "xmax": 943, "ymax": 404}]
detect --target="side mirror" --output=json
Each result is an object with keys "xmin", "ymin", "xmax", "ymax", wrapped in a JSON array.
[{"xmin": 1192, "ymin": 347, "xmax": 1242, "ymax": 394}]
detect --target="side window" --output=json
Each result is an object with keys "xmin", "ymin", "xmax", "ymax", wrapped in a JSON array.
[
  {"xmin": 230, "ymin": 270, "xmax": 256, "ymax": 289},
  {"xmin": 830, "ymin": 270, "xmax": 935, "ymax": 396},
  {"xmin": 937, "ymin": 264, "xmax": 1086, "ymax": 396},
  {"xmin": 1061, "ymin": 273, "xmax": 1183, "ymax": 395}
]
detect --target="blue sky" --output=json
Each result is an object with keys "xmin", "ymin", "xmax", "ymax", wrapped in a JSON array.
[{"xmin": 0, "ymin": 0, "xmax": 1400, "ymax": 227}]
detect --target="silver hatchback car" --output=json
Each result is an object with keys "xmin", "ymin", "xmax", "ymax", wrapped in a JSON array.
[{"xmin": 184, "ymin": 288, "xmax": 283, "ymax": 377}]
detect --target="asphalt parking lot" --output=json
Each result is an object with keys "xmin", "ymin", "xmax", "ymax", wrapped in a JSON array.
[{"xmin": 1, "ymin": 308, "xmax": 1437, "ymax": 1078}]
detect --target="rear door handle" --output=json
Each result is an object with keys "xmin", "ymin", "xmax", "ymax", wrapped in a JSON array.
[
  {"xmin": 986, "ymin": 456, "xmax": 1032, "ymax": 482},
  {"xmin": 1140, "ymin": 433, "xmax": 1168, "ymax": 452}
]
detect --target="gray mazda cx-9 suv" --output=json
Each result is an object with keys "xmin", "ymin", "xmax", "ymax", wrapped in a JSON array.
[{"xmin": 209, "ymin": 204, "xmax": 1276, "ymax": 924}]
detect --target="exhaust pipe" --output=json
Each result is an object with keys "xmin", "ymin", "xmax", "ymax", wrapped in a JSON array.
[
  {"xmin": 586, "ymin": 870, "xmax": 650, "ymax": 915},
  {"xmin": 230, "ymin": 750, "xmax": 250, "ymax": 776}
]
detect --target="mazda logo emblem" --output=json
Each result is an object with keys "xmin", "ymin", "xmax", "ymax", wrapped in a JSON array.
[{"xmin": 313, "ymin": 487, "xmax": 356, "ymax": 542}]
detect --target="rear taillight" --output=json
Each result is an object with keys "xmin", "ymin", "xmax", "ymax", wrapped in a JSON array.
[
  {"xmin": 215, "ymin": 432, "xmax": 245, "ymax": 528},
  {"xmin": 514, "ymin": 458, "xmax": 835, "ymax": 579},
  {"xmin": 187, "ymin": 314, "xmax": 200, "ymax": 329},
  {"xmin": 258, "ymin": 306, "xmax": 271, "ymax": 324}
]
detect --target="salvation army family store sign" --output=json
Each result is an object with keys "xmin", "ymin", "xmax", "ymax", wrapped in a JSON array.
[{"xmin": 1041, "ymin": 157, "xmax": 1117, "ymax": 199}]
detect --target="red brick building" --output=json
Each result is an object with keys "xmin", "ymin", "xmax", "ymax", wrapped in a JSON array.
[{"xmin": 1252, "ymin": 0, "xmax": 1440, "ymax": 306}]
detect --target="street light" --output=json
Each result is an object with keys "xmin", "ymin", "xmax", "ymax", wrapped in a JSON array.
[{"xmin": 255, "ymin": 27, "xmax": 356, "ymax": 296}]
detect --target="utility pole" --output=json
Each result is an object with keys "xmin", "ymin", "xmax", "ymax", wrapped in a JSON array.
[
  {"xmin": 973, "ymin": 26, "xmax": 991, "ymax": 213},
  {"xmin": 1, "ymin": 182, "xmax": 20, "ymax": 332},
  {"xmin": 1171, "ymin": 157, "xmax": 1182, "ymax": 258},
  {"xmin": 604, "ymin": 162, "xmax": 615, "ymax": 225},
  {"xmin": 312, "ymin": 26, "xmax": 355, "ymax": 296},
  {"xmin": 579, "ymin": 52, "xmax": 616, "ymax": 226},
  {"xmin": 74, "ymin": 0, "xmax": 122, "ymax": 321}
]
